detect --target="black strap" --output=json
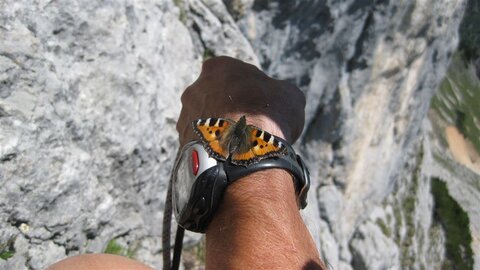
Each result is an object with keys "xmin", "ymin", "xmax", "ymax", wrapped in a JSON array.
[
  {"xmin": 162, "ymin": 174, "xmax": 173, "ymax": 270},
  {"xmin": 162, "ymin": 180, "xmax": 186, "ymax": 270},
  {"xmin": 163, "ymin": 150, "xmax": 184, "ymax": 270},
  {"xmin": 171, "ymin": 226, "xmax": 185, "ymax": 270}
]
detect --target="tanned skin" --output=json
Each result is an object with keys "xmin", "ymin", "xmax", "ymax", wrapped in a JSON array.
[
  {"xmin": 203, "ymin": 112, "xmax": 324, "ymax": 270},
  {"xmin": 48, "ymin": 56, "xmax": 326, "ymax": 270}
]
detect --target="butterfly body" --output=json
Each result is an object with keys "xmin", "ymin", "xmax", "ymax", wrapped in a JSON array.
[
  {"xmin": 193, "ymin": 116, "xmax": 286, "ymax": 166},
  {"xmin": 219, "ymin": 116, "xmax": 250, "ymax": 154}
]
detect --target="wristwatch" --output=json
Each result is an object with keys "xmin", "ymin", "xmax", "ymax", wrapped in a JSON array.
[{"xmin": 171, "ymin": 139, "xmax": 310, "ymax": 233}]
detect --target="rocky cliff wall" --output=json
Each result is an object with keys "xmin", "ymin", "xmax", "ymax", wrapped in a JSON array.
[
  {"xmin": 0, "ymin": 1, "xmax": 204, "ymax": 268},
  {"xmin": 0, "ymin": 0, "xmax": 474, "ymax": 269},
  {"xmin": 233, "ymin": 0, "xmax": 470, "ymax": 269}
]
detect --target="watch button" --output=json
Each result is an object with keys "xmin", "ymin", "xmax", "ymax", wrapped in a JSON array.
[
  {"xmin": 193, "ymin": 197, "xmax": 206, "ymax": 215},
  {"xmin": 191, "ymin": 150, "xmax": 200, "ymax": 176}
]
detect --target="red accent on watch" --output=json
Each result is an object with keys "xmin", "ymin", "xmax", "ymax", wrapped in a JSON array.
[{"xmin": 191, "ymin": 150, "xmax": 199, "ymax": 176}]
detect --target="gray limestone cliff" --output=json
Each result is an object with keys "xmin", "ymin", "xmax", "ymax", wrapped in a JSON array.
[{"xmin": 0, "ymin": 0, "xmax": 477, "ymax": 269}]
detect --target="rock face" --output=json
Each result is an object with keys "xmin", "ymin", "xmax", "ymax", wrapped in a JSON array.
[
  {"xmin": 0, "ymin": 0, "xmax": 476, "ymax": 269},
  {"xmin": 0, "ymin": 1, "xmax": 202, "ymax": 269},
  {"xmin": 235, "ymin": 0, "xmax": 470, "ymax": 269}
]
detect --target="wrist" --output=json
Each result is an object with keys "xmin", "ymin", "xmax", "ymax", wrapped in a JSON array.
[
  {"xmin": 206, "ymin": 169, "xmax": 296, "ymax": 232},
  {"xmin": 223, "ymin": 169, "xmax": 296, "ymax": 209},
  {"xmin": 205, "ymin": 169, "xmax": 322, "ymax": 269},
  {"xmin": 206, "ymin": 169, "xmax": 298, "ymax": 237}
]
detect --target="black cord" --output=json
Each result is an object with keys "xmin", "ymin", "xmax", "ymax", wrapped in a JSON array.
[
  {"xmin": 171, "ymin": 226, "xmax": 185, "ymax": 270},
  {"xmin": 162, "ymin": 176, "xmax": 173, "ymax": 270},
  {"xmin": 163, "ymin": 150, "xmax": 183, "ymax": 270}
]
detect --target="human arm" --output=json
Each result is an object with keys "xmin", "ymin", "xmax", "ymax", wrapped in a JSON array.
[
  {"xmin": 176, "ymin": 56, "xmax": 326, "ymax": 269},
  {"xmin": 206, "ymin": 167, "xmax": 323, "ymax": 269}
]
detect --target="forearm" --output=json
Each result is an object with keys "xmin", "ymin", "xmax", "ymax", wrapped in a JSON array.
[
  {"xmin": 205, "ymin": 169, "xmax": 325, "ymax": 269},
  {"xmin": 176, "ymin": 57, "xmax": 321, "ymax": 269}
]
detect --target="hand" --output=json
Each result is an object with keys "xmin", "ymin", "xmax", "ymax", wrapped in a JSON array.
[{"xmin": 176, "ymin": 56, "xmax": 306, "ymax": 147}]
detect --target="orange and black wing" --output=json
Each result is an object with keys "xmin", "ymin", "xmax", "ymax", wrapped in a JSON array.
[
  {"xmin": 192, "ymin": 117, "xmax": 234, "ymax": 161},
  {"xmin": 230, "ymin": 126, "xmax": 287, "ymax": 166}
]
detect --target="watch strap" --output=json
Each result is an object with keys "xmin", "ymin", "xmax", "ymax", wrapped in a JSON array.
[{"xmin": 222, "ymin": 137, "xmax": 310, "ymax": 209}]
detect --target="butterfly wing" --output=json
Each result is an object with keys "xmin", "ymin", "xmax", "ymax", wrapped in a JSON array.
[
  {"xmin": 230, "ymin": 126, "xmax": 287, "ymax": 166},
  {"xmin": 192, "ymin": 117, "xmax": 234, "ymax": 161}
]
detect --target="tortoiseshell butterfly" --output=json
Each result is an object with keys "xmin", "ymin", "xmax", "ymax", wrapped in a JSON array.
[{"xmin": 192, "ymin": 116, "xmax": 287, "ymax": 166}]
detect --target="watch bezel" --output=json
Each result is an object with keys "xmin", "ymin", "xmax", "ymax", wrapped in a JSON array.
[{"xmin": 172, "ymin": 142, "xmax": 218, "ymax": 222}]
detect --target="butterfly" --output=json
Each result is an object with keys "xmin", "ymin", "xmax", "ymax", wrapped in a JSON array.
[{"xmin": 192, "ymin": 115, "xmax": 287, "ymax": 166}]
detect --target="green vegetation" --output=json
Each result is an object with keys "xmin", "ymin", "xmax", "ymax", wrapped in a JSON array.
[
  {"xmin": 0, "ymin": 250, "xmax": 14, "ymax": 261},
  {"xmin": 431, "ymin": 178, "xmax": 473, "ymax": 270},
  {"xmin": 393, "ymin": 203, "xmax": 402, "ymax": 244},
  {"xmin": 430, "ymin": 0, "xmax": 480, "ymax": 153},
  {"xmin": 403, "ymin": 196, "xmax": 416, "ymax": 240},
  {"xmin": 202, "ymin": 47, "xmax": 215, "ymax": 60},
  {"xmin": 104, "ymin": 239, "xmax": 138, "ymax": 259},
  {"xmin": 390, "ymin": 147, "xmax": 423, "ymax": 268},
  {"xmin": 173, "ymin": 0, "xmax": 187, "ymax": 23},
  {"xmin": 429, "ymin": 8, "xmax": 478, "ymax": 265},
  {"xmin": 104, "ymin": 239, "xmax": 123, "ymax": 255},
  {"xmin": 400, "ymin": 188, "xmax": 417, "ymax": 267},
  {"xmin": 0, "ymin": 238, "xmax": 15, "ymax": 261},
  {"xmin": 430, "ymin": 53, "xmax": 480, "ymax": 154},
  {"xmin": 376, "ymin": 218, "xmax": 391, "ymax": 237}
]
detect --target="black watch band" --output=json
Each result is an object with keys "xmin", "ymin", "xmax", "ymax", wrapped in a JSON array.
[{"xmin": 223, "ymin": 137, "xmax": 310, "ymax": 208}]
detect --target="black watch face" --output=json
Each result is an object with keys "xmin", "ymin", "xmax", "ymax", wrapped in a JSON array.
[{"xmin": 172, "ymin": 142, "xmax": 217, "ymax": 221}]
